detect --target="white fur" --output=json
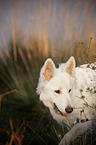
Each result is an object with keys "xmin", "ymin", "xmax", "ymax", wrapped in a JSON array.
[{"xmin": 37, "ymin": 57, "xmax": 96, "ymax": 127}]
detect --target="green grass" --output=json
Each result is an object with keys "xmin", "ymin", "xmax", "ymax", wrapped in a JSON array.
[
  {"xmin": 0, "ymin": 83, "xmax": 66, "ymax": 145},
  {"xmin": 0, "ymin": 51, "xmax": 67, "ymax": 144}
]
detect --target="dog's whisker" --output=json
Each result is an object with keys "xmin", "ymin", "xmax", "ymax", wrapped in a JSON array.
[{"xmin": 73, "ymin": 107, "xmax": 85, "ymax": 109}]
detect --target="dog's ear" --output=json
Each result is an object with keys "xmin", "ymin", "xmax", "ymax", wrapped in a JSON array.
[
  {"xmin": 66, "ymin": 56, "xmax": 75, "ymax": 77},
  {"xmin": 40, "ymin": 58, "xmax": 55, "ymax": 81}
]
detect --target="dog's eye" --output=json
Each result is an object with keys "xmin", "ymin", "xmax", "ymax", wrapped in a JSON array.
[
  {"xmin": 68, "ymin": 89, "xmax": 71, "ymax": 93},
  {"xmin": 54, "ymin": 90, "xmax": 61, "ymax": 94}
]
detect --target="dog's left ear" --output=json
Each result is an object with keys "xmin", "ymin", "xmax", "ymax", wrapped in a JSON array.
[
  {"xmin": 66, "ymin": 56, "xmax": 75, "ymax": 77},
  {"xmin": 40, "ymin": 58, "xmax": 56, "ymax": 82}
]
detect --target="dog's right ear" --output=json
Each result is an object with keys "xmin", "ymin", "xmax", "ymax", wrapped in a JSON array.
[
  {"xmin": 40, "ymin": 58, "xmax": 55, "ymax": 82},
  {"xmin": 66, "ymin": 56, "xmax": 75, "ymax": 77}
]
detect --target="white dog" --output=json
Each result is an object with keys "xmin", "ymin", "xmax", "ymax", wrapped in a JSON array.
[{"xmin": 37, "ymin": 56, "xmax": 96, "ymax": 144}]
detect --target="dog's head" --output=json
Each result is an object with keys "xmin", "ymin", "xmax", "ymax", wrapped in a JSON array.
[{"xmin": 37, "ymin": 56, "xmax": 76, "ymax": 119}]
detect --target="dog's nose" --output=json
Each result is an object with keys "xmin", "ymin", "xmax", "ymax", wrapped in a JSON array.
[{"xmin": 65, "ymin": 106, "xmax": 73, "ymax": 113}]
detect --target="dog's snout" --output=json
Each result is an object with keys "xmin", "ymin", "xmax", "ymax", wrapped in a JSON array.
[{"xmin": 65, "ymin": 106, "xmax": 73, "ymax": 113}]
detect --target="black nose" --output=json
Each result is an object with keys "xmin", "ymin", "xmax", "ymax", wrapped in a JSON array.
[{"xmin": 65, "ymin": 107, "xmax": 73, "ymax": 113}]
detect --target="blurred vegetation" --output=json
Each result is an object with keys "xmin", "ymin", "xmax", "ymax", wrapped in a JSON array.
[
  {"xmin": 0, "ymin": 0, "xmax": 96, "ymax": 144},
  {"xmin": 0, "ymin": 36, "xmax": 67, "ymax": 145},
  {"xmin": 0, "ymin": 34, "xmax": 96, "ymax": 145}
]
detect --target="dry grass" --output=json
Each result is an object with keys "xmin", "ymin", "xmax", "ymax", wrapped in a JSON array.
[
  {"xmin": 0, "ymin": 0, "xmax": 96, "ymax": 144},
  {"xmin": 0, "ymin": 0, "xmax": 96, "ymax": 60}
]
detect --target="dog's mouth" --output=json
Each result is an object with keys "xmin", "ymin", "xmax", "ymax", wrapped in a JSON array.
[{"xmin": 53, "ymin": 103, "xmax": 70, "ymax": 117}]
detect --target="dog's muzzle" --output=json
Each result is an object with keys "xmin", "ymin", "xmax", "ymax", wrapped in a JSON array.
[{"xmin": 54, "ymin": 103, "xmax": 73, "ymax": 117}]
